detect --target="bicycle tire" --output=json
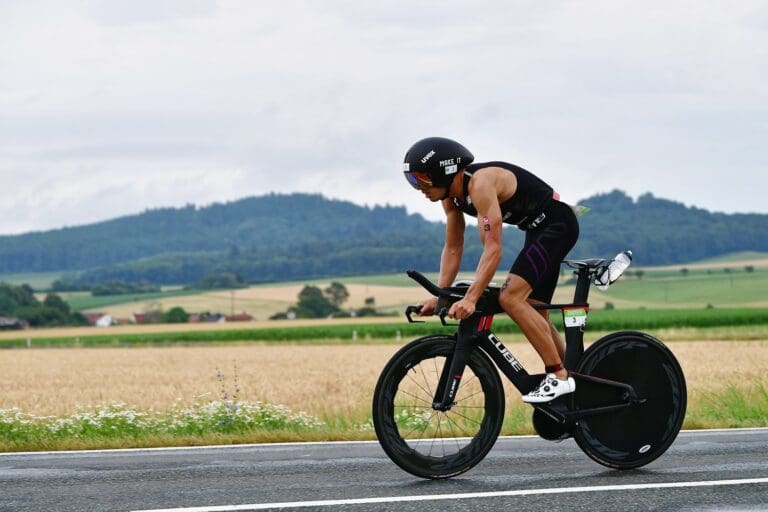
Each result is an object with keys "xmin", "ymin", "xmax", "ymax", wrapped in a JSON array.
[
  {"xmin": 372, "ymin": 334, "xmax": 505, "ymax": 479},
  {"xmin": 572, "ymin": 331, "xmax": 687, "ymax": 469}
]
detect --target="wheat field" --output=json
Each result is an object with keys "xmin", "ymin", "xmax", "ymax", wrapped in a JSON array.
[{"xmin": 1, "ymin": 340, "xmax": 766, "ymax": 419}]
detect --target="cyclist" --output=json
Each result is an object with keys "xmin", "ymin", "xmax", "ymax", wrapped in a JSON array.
[{"xmin": 404, "ymin": 137, "xmax": 579, "ymax": 403}]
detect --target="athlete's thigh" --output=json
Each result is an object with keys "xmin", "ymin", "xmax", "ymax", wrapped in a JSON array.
[{"xmin": 500, "ymin": 273, "xmax": 532, "ymax": 302}]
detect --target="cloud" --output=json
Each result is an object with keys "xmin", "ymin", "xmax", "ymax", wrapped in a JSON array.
[
  {"xmin": 0, "ymin": 1, "xmax": 766, "ymax": 234},
  {"xmin": 86, "ymin": 0, "xmax": 218, "ymax": 26}
]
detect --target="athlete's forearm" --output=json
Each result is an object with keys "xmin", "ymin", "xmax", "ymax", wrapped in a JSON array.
[
  {"xmin": 438, "ymin": 244, "xmax": 462, "ymax": 287},
  {"xmin": 466, "ymin": 242, "xmax": 501, "ymax": 303}
]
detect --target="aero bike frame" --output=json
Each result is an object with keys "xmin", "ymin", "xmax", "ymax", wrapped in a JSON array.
[{"xmin": 405, "ymin": 262, "xmax": 644, "ymax": 429}]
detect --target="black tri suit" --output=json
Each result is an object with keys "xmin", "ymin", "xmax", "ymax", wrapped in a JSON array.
[{"xmin": 452, "ymin": 161, "xmax": 579, "ymax": 303}]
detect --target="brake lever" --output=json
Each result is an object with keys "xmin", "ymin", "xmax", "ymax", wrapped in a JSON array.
[
  {"xmin": 438, "ymin": 307, "xmax": 458, "ymax": 327},
  {"xmin": 405, "ymin": 305, "xmax": 424, "ymax": 323}
]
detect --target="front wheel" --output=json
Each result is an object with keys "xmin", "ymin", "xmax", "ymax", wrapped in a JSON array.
[
  {"xmin": 372, "ymin": 335, "xmax": 505, "ymax": 479},
  {"xmin": 572, "ymin": 331, "xmax": 687, "ymax": 469}
]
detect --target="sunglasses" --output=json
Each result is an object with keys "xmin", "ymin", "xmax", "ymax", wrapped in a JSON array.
[{"xmin": 404, "ymin": 171, "xmax": 433, "ymax": 191}]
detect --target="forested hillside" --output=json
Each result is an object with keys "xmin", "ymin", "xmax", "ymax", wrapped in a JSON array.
[
  {"xmin": 0, "ymin": 191, "xmax": 766, "ymax": 286},
  {"xmin": 0, "ymin": 194, "xmax": 436, "ymax": 273},
  {"xmin": 575, "ymin": 191, "xmax": 768, "ymax": 263}
]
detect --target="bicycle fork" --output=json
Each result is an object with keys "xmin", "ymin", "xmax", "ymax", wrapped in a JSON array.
[{"xmin": 431, "ymin": 318, "xmax": 480, "ymax": 411}]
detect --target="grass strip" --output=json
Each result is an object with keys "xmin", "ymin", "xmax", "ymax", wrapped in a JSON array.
[
  {"xmin": 686, "ymin": 383, "xmax": 768, "ymax": 429},
  {"xmin": 0, "ymin": 401, "xmax": 328, "ymax": 452},
  {"xmin": 2, "ymin": 308, "xmax": 768, "ymax": 348},
  {"xmin": 1, "ymin": 384, "xmax": 766, "ymax": 452}
]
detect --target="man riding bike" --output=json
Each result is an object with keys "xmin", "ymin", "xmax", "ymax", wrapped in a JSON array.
[{"xmin": 403, "ymin": 137, "xmax": 579, "ymax": 403}]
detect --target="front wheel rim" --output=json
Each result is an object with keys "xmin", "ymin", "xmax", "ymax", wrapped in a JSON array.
[{"xmin": 373, "ymin": 338, "xmax": 504, "ymax": 478}]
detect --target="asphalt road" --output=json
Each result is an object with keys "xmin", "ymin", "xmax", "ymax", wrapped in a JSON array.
[{"xmin": 1, "ymin": 429, "xmax": 767, "ymax": 512}]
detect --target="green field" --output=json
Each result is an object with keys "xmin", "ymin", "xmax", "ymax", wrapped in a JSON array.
[
  {"xmin": 2, "ymin": 308, "xmax": 767, "ymax": 348},
  {"xmin": 4, "ymin": 252, "xmax": 768, "ymax": 317},
  {"xmin": 696, "ymin": 251, "xmax": 768, "ymax": 263},
  {"xmin": 246, "ymin": 272, "xmax": 446, "ymax": 288},
  {"xmin": 0, "ymin": 271, "xmax": 65, "ymax": 290},
  {"xmin": 594, "ymin": 266, "xmax": 768, "ymax": 307},
  {"xmin": 60, "ymin": 288, "xmax": 203, "ymax": 311},
  {"xmin": 255, "ymin": 263, "xmax": 768, "ymax": 311},
  {"xmin": 49, "ymin": 265, "xmax": 768, "ymax": 314}
]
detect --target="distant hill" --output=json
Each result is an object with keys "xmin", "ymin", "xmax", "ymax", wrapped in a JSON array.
[
  {"xmin": 0, "ymin": 191, "xmax": 766, "ymax": 286},
  {"xmin": 575, "ymin": 191, "xmax": 768, "ymax": 264},
  {"xmin": 0, "ymin": 194, "xmax": 434, "ymax": 272}
]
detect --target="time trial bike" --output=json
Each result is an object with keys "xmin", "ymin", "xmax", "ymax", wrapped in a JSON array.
[{"xmin": 372, "ymin": 254, "xmax": 687, "ymax": 479}]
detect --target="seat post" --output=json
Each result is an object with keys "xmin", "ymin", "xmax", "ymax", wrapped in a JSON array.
[
  {"xmin": 561, "ymin": 267, "xmax": 593, "ymax": 371},
  {"xmin": 572, "ymin": 267, "xmax": 592, "ymax": 304}
]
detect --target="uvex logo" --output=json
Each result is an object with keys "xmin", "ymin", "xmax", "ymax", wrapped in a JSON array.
[{"xmin": 421, "ymin": 150, "xmax": 436, "ymax": 164}]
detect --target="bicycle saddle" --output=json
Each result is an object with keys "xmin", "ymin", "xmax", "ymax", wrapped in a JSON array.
[{"xmin": 563, "ymin": 258, "xmax": 608, "ymax": 270}]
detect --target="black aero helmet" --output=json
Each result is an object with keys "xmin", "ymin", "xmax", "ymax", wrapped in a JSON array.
[{"xmin": 403, "ymin": 137, "xmax": 474, "ymax": 190}]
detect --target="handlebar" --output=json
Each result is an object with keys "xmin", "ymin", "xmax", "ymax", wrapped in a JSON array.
[
  {"xmin": 404, "ymin": 270, "xmax": 497, "ymax": 325},
  {"xmin": 406, "ymin": 270, "xmax": 465, "ymax": 299},
  {"xmin": 405, "ymin": 305, "xmax": 424, "ymax": 323}
]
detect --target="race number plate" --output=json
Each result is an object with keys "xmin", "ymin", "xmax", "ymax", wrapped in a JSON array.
[{"xmin": 563, "ymin": 307, "xmax": 588, "ymax": 327}]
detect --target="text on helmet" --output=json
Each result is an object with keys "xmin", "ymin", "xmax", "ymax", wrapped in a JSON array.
[{"xmin": 420, "ymin": 150, "xmax": 436, "ymax": 164}]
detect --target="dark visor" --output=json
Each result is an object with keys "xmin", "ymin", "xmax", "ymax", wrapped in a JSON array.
[{"xmin": 404, "ymin": 171, "xmax": 432, "ymax": 190}]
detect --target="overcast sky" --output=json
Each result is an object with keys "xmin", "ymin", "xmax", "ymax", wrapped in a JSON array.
[{"xmin": 1, "ymin": 1, "xmax": 766, "ymax": 235}]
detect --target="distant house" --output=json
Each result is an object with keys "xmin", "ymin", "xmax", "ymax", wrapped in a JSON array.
[
  {"xmin": 83, "ymin": 312, "xmax": 106, "ymax": 326},
  {"xmin": 189, "ymin": 312, "xmax": 252, "ymax": 323},
  {"xmin": 131, "ymin": 311, "xmax": 166, "ymax": 324},
  {"xmin": 82, "ymin": 312, "xmax": 115, "ymax": 327},
  {"xmin": 0, "ymin": 317, "xmax": 28, "ymax": 330},
  {"xmin": 197, "ymin": 312, "xmax": 226, "ymax": 323},
  {"xmin": 225, "ymin": 313, "xmax": 255, "ymax": 322},
  {"xmin": 95, "ymin": 315, "xmax": 113, "ymax": 328}
]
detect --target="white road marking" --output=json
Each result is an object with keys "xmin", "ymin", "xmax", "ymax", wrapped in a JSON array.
[
  {"xmin": 678, "ymin": 427, "xmax": 768, "ymax": 435},
  {"xmin": 1, "ymin": 427, "xmax": 766, "ymax": 457},
  {"xmin": 132, "ymin": 477, "xmax": 768, "ymax": 511}
]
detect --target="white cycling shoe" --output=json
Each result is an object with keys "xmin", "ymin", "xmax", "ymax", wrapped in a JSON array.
[{"xmin": 522, "ymin": 373, "xmax": 576, "ymax": 403}]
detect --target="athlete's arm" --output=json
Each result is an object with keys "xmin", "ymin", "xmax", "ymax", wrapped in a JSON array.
[
  {"xmin": 417, "ymin": 199, "xmax": 465, "ymax": 316},
  {"xmin": 448, "ymin": 172, "xmax": 504, "ymax": 319}
]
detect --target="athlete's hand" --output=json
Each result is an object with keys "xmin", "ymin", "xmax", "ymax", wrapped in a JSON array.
[
  {"xmin": 416, "ymin": 297, "xmax": 438, "ymax": 316},
  {"xmin": 448, "ymin": 298, "xmax": 476, "ymax": 320}
]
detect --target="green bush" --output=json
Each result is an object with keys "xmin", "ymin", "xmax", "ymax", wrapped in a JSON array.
[{"xmin": 162, "ymin": 306, "xmax": 190, "ymax": 324}]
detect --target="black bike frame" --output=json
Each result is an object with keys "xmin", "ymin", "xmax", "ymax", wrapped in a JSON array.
[{"xmin": 420, "ymin": 265, "xmax": 640, "ymax": 425}]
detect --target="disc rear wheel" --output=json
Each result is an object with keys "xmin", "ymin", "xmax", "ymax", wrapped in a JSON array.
[{"xmin": 573, "ymin": 331, "xmax": 687, "ymax": 469}]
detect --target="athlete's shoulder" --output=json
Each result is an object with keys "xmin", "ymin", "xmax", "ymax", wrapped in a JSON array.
[{"xmin": 466, "ymin": 161, "xmax": 529, "ymax": 173}]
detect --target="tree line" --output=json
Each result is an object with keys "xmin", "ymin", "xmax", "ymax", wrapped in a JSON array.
[
  {"xmin": 0, "ymin": 195, "xmax": 432, "ymax": 274},
  {"xmin": 1, "ymin": 191, "xmax": 766, "ymax": 288},
  {"xmin": 269, "ymin": 282, "xmax": 386, "ymax": 319},
  {"xmin": 0, "ymin": 283, "xmax": 87, "ymax": 327}
]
